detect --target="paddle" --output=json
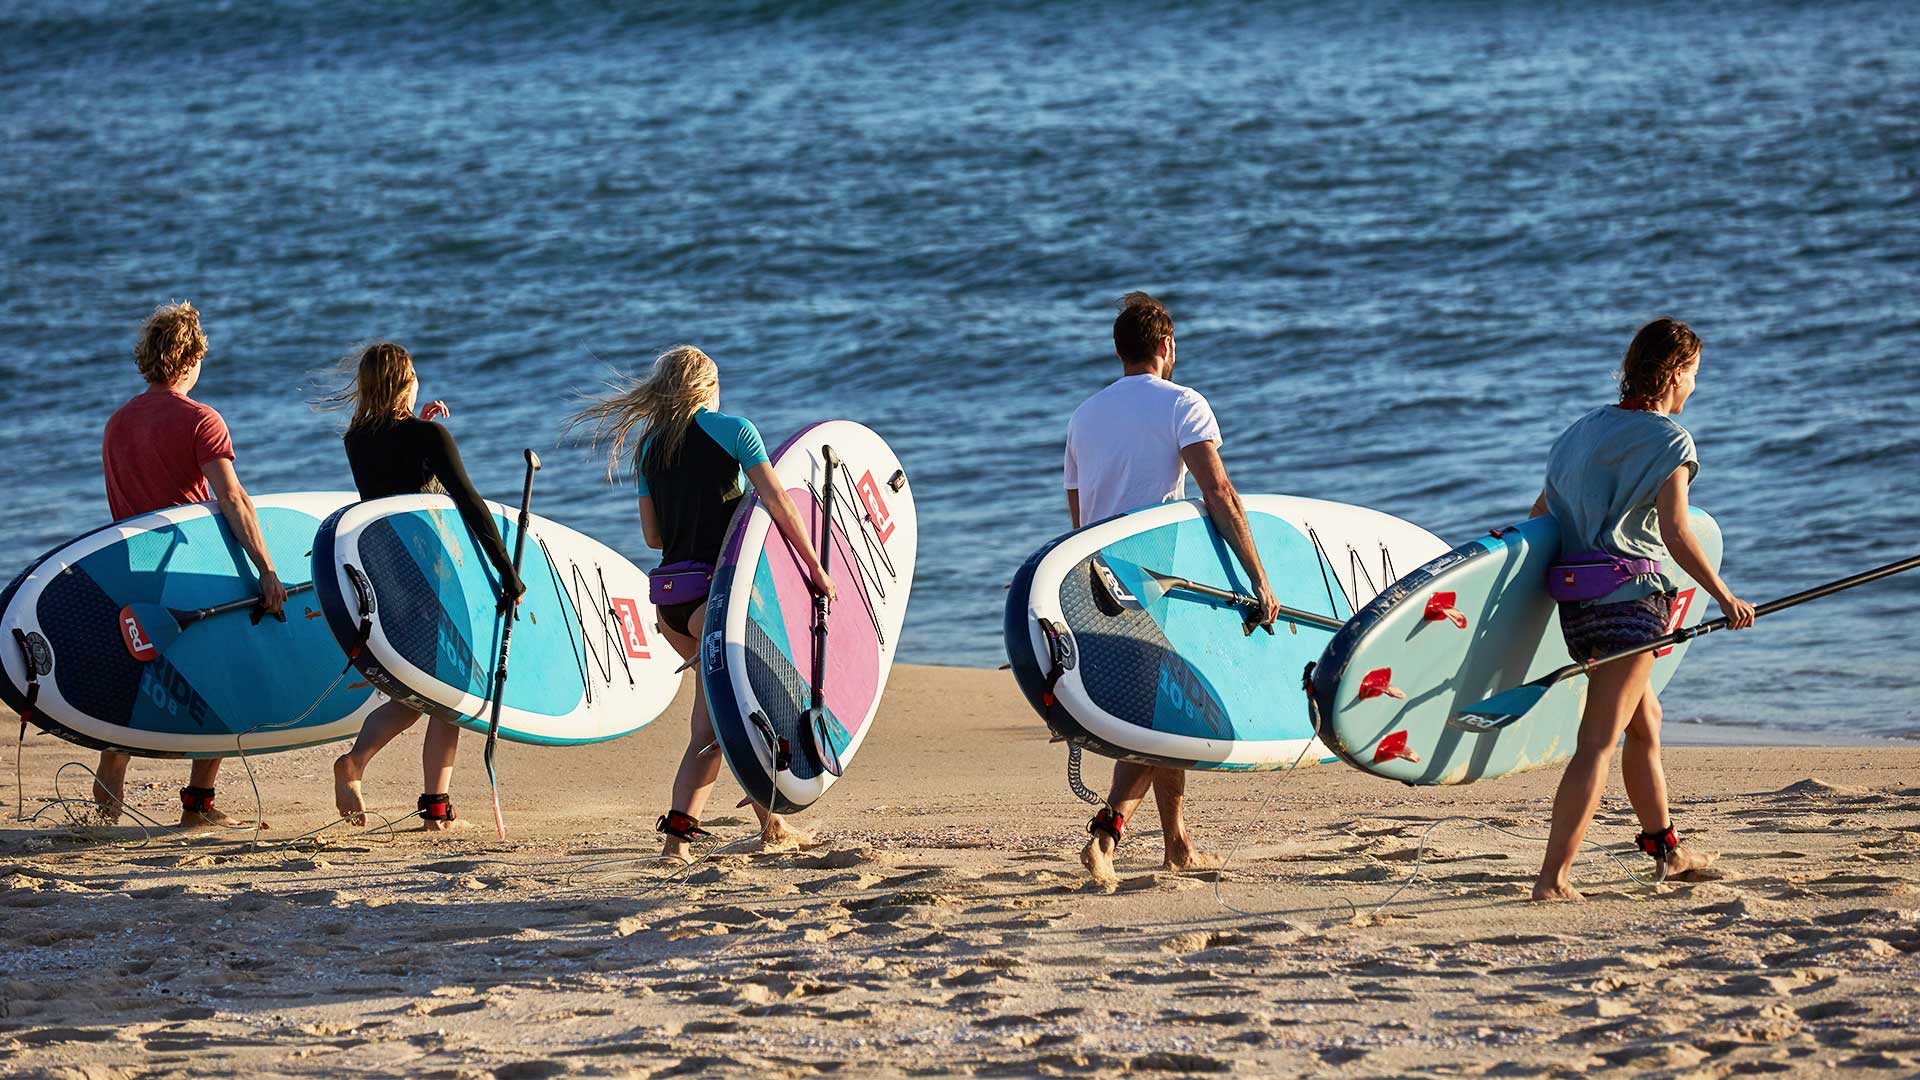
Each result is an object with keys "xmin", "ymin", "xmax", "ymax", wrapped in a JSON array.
[
  {"xmin": 1452, "ymin": 554, "xmax": 1920, "ymax": 733},
  {"xmin": 802, "ymin": 445, "xmax": 844, "ymax": 777},
  {"xmin": 483, "ymin": 448, "xmax": 541, "ymax": 839},
  {"xmin": 1137, "ymin": 568, "xmax": 1344, "ymax": 635},
  {"xmin": 118, "ymin": 582, "xmax": 317, "ymax": 660}
]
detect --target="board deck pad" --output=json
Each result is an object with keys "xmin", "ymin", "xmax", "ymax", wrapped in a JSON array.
[
  {"xmin": 1006, "ymin": 496, "xmax": 1450, "ymax": 771},
  {"xmin": 0, "ymin": 493, "xmax": 382, "ymax": 757},
  {"xmin": 705, "ymin": 420, "xmax": 916, "ymax": 814},
  {"xmin": 314, "ymin": 495, "xmax": 683, "ymax": 745},
  {"xmin": 1309, "ymin": 510, "xmax": 1721, "ymax": 785}
]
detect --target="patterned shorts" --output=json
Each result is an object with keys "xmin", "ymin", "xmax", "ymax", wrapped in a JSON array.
[{"xmin": 1558, "ymin": 591, "xmax": 1674, "ymax": 660}]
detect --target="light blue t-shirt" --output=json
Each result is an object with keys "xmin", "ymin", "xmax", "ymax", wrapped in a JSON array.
[
  {"xmin": 633, "ymin": 408, "xmax": 769, "ymax": 497},
  {"xmin": 1543, "ymin": 406, "xmax": 1699, "ymax": 605}
]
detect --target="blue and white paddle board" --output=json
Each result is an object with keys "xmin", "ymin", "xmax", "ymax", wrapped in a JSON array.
[
  {"xmin": 1005, "ymin": 496, "xmax": 1449, "ymax": 770},
  {"xmin": 313, "ymin": 495, "xmax": 683, "ymax": 745},
  {"xmin": 0, "ymin": 492, "xmax": 383, "ymax": 757},
  {"xmin": 705, "ymin": 420, "xmax": 916, "ymax": 814},
  {"xmin": 1309, "ymin": 510, "xmax": 1721, "ymax": 785}
]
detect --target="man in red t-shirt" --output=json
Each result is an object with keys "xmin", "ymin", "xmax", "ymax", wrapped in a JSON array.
[{"xmin": 96, "ymin": 302, "xmax": 287, "ymax": 828}]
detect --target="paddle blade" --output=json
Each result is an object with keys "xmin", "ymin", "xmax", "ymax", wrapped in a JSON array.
[
  {"xmin": 484, "ymin": 737, "xmax": 506, "ymax": 840},
  {"xmin": 118, "ymin": 603, "xmax": 179, "ymax": 661},
  {"xmin": 1446, "ymin": 684, "xmax": 1550, "ymax": 733},
  {"xmin": 803, "ymin": 706, "xmax": 846, "ymax": 778}
]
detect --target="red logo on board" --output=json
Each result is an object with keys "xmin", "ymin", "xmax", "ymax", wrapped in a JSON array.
[
  {"xmin": 856, "ymin": 470, "xmax": 896, "ymax": 544},
  {"xmin": 118, "ymin": 606, "xmax": 156, "ymax": 661},
  {"xmin": 1655, "ymin": 588, "xmax": 1696, "ymax": 657},
  {"xmin": 611, "ymin": 598, "xmax": 651, "ymax": 659}
]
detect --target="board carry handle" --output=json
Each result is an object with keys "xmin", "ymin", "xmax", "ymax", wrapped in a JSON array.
[
  {"xmin": 484, "ymin": 448, "xmax": 541, "ymax": 839},
  {"xmin": 1453, "ymin": 553, "xmax": 1920, "ymax": 731}
]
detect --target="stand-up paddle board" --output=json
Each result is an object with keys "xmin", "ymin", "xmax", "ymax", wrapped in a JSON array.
[
  {"xmin": 313, "ymin": 495, "xmax": 682, "ymax": 745},
  {"xmin": 1309, "ymin": 510, "xmax": 1721, "ymax": 785},
  {"xmin": 0, "ymin": 493, "xmax": 383, "ymax": 757},
  {"xmin": 704, "ymin": 420, "xmax": 916, "ymax": 814},
  {"xmin": 1005, "ymin": 496, "xmax": 1450, "ymax": 770}
]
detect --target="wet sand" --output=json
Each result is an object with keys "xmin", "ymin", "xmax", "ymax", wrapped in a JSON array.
[{"xmin": 3, "ymin": 664, "xmax": 1917, "ymax": 1078}]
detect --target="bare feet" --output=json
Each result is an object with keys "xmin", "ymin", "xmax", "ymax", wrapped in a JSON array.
[
  {"xmin": 1163, "ymin": 837, "xmax": 1222, "ymax": 873},
  {"xmin": 91, "ymin": 777, "xmax": 125, "ymax": 826},
  {"xmin": 760, "ymin": 817, "xmax": 818, "ymax": 851},
  {"xmin": 418, "ymin": 815, "xmax": 468, "ymax": 833},
  {"xmin": 1081, "ymin": 835, "xmax": 1119, "ymax": 889},
  {"xmin": 1531, "ymin": 880, "xmax": 1582, "ymax": 902},
  {"xmin": 660, "ymin": 836, "xmax": 695, "ymax": 864},
  {"xmin": 180, "ymin": 805, "xmax": 263, "ymax": 830},
  {"xmin": 1658, "ymin": 843, "xmax": 1716, "ymax": 881},
  {"xmin": 333, "ymin": 754, "xmax": 366, "ymax": 826}
]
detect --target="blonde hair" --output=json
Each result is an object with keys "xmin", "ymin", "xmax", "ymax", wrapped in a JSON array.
[
  {"xmin": 313, "ymin": 341, "xmax": 416, "ymax": 432},
  {"xmin": 135, "ymin": 301, "xmax": 207, "ymax": 386},
  {"xmin": 568, "ymin": 345, "xmax": 719, "ymax": 480}
]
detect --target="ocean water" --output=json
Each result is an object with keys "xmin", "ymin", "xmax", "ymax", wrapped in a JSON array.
[{"xmin": 3, "ymin": 1, "xmax": 1916, "ymax": 741}]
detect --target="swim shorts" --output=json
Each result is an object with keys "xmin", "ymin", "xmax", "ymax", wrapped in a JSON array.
[{"xmin": 1558, "ymin": 591, "xmax": 1674, "ymax": 660}]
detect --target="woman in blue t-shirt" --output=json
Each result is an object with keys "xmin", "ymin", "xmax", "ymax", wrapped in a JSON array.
[
  {"xmin": 1527, "ymin": 318, "xmax": 1755, "ymax": 900},
  {"xmin": 572, "ymin": 346, "xmax": 835, "ymax": 864}
]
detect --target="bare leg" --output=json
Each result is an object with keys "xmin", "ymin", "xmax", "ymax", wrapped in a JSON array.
[
  {"xmin": 93, "ymin": 751, "xmax": 130, "ymax": 824},
  {"xmin": 1619, "ymin": 686, "xmax": 1713, "ymax": 879},
  {"xmin": 1533, "ymin": 653, "xmax": 1656, "ymax": 901},
  {"xmin": 420, "ymin": 718, "xmax": 462, "ymax": 831},
  {"xmin": 1080, "ymin": 760, "xmax": 1156, "ymax": 888},
  {"xmin": 179, "ymin": 757, "xmax": 254, "ymax": 828},
  {"xmin": 333, "ymin": 701, "xmax": 422, "ymax": 825},
  {"xmin": 1151, "ymin": 767, "xmax": 1220, "ymax": 872}
]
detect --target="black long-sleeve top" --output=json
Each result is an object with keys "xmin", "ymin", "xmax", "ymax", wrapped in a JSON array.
[{"xmin": 343, "ymin": 418, "xmax": 524, "ymax": 599}]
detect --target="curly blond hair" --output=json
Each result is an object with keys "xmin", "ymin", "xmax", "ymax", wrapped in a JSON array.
[
  {"xmin": 134, "ymin": 301, "xmax": 207, "ymax": 386},
  {"xmin": 567, "ymin": 345, "xmax": 720, "ymax": 480}
]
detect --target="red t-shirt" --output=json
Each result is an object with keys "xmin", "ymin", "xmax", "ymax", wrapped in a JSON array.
[{"xmin": 102, "ymin": 389, "xmax": 236, "ymax": 520}]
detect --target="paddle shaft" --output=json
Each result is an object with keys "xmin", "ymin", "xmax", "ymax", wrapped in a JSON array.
[
  {"xmin": 485, "ymin": 449, "xmax": 541, "ymax": 839},
  {"xmin": 1153, "ymin": 573, "xmax": 1345, "ymax": 633},
  {"xmin": 809, "ymin": 445, "xmax": 838, "ymax": 711},
  {"xmin": 172, "ymin": 581, "xmax": 315, "ymax": 627},
  {"xmin": 1547, "ymin": 553, "xmax": 1920, "ymax": 686}
]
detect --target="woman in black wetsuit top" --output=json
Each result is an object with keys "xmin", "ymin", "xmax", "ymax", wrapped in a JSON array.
[
  {"xmin": 572, "ymin": 345, "xmax": 834, "ymax": 864},
  {"xmin": 321, "ymin": 342, "xmax": 526, "ymax": 830}
]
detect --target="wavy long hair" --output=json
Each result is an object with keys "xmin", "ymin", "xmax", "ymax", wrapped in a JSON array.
[
  {"xmin": 314, "ymin": 341, "xmax": 416, "ymax": 432},
  {"xmin": 567, "ymin": 345, "xmax": 720, "ymax": 480},
  {"xmin": 1618, "ymin": 318, "xmax": 1700, "ymax": 407}
]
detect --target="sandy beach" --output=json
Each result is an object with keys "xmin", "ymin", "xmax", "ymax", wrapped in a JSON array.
[{"xmin": 3, "ymin": 664, "xmax": 1916, "ymax": 1079}]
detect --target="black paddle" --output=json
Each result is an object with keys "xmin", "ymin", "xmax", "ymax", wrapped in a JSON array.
[
  {"xmin": 1452, "ymin": 554, "xmax": 1920, "ymax": 732},
  {"xmin": 1138, "ymin": 568, "xmax": 1342, "ymax": 635},
  {"xmin": 484, "ymin": 448, "xmax": 541, "ymax": 839},
  {"xmin": 119, "ymin": 582, "xmax": 316, "ymax": 660},
  {"xmin": 803, "ymin": 445, "xmax": 844, "ymax": 776}
]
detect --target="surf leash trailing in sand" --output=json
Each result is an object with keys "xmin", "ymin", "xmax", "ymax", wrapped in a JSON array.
[
  {"xmin": 1456, "ymin": 554, "xmax": 1920, "ymax": 731},
  {"xmin": 484, "ymin": 449, "xmax": 542, "ymax": 840}
]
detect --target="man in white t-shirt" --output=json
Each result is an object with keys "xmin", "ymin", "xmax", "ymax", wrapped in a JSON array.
[{"xmin": 1064, "ymin": 292, "xmax": 1280, "ymax": 888}]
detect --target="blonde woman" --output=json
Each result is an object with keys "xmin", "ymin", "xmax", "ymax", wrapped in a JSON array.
[
  {"xmin": 321, "ymin": 342, "xmax": 525, "ymax": 829},
  {"xmin": 572, "ymin": 346, "xmax": 834, "ymax": 863}
]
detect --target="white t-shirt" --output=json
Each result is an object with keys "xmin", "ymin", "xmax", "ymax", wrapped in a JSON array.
[{"xmin": 1064, "ymin": 373, "xmax": 1222, "ymax": 523}]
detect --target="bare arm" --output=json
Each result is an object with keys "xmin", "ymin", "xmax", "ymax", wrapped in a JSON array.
[
  {"xmin": 202, "ymin": 459, "xmax": 287, "ymax": 615},
  {"xmin": 1179, "ymin": 441, "xmax": 1279, "ymax": 626},
  {"xmin": 638, "ymin": 495, "xmax": 664, "ymax": 550},
  {"xmin": 1655, "ymin": 466, "xmax": 1754, "ymax": 629},
  {"xmin": 1066, "ymin": 488, "xmax": 1081, "ymax": 530},
  {"xmin": 745, "ymin": 462, "xmax": 836, "ymax": 602}
]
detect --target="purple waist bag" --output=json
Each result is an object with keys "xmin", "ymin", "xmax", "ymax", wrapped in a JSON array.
[
  {"xmin": 1546, "ymin": 551, "xmax": 1661, "ymax": 603},
  {"xmin": 649, "ymin": 560, "xmax": 714, "ymax": 607}
]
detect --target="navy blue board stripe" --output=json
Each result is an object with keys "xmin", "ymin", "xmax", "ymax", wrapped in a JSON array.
[{"xmin": 703, "ymin": 563, "xmax": 787, "ymax": 812}]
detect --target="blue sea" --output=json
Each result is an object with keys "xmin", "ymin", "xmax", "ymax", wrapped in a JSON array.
[{"xmin": 3, "ymin": 1, "xmax": 1916, "ymax": 741}]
